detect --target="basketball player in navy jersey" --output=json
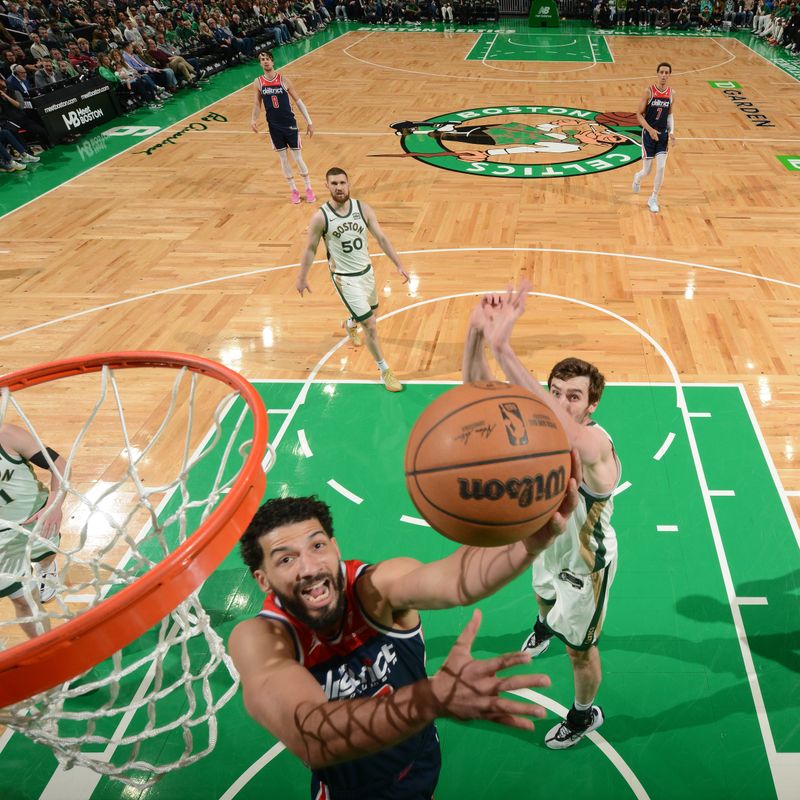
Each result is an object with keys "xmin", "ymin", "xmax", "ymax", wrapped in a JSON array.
[
  {"xmin": 632, "ymin": 62, "xmax": 675, "ymax": 213},
  {"xmin": 251, "ymin": 51, "xmax": 316, "ymax": 204},
  {"xmin": 230, "ymin": 480, "xmax": 581, "ymax": 799}
]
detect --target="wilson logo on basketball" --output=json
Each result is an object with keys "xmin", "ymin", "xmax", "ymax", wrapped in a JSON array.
[{"xmin": 457, "ymin": 467, "xmax": 566, "ymax": 508}]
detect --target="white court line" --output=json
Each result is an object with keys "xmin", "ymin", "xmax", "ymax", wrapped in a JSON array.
[
  {"xmin": 60, "ymin": 594, "xmax": 98, "ymax": 604},
  {"xmin": 342, "ymin": 29, "xmax": 736, "ymax": 82},
  {"xmin": 480, "ymin": 31, "xmax": 499, "ymax": 69},
  {"xmin": 327, "ymin": 479, "xmax": 363, "ymax": 504},
  {"xmin": 220, "ymin": 742, "xmax": 286, "ymax": 800},
  {"xmin": 6, "ymin": 245, "xmax": 800, "ymax": 345},
  {"xmin": 784, "ymin": 490, "xmax": 800, "ymax": 497},
  {"xmin": 656, "ymin": 525, "xmax": 679, "ymax": 532},
  {"xmin": 400, "ymin": 514, "xmax": 431, "ymax": 527},
  {"xmin": 297, "ymin": 429, "xmax": 313, "ymax": 458},
  {"xmin": 267, "ymin": 408, "xmax": 291, "ymax": 414},
  {"xmin": 688, "ymin": 412, "xmax": 712, "ymax": 418},
  {"xmin": 653, "ymin": 432, "xmax": 676, "ymax": 461},
  {"xmin": 738, "ymin": 385, "xmax": 800, "ymax": 551},
  {"xmin": 709, "ymin": 490, "xmax": 736, "ymax": 497},
  {"xmin": 736, "ymin": 597, "xmax": 769, "ymax": 605},
  {"xmin": 220, "ymin": 689, "xmax": 650, "ymax": 800},
  {"xmin": 613, "ymin": 480, "xmax": 632, "ymax": 496},
  {"xmin": 679, "ymin": 136, "xmax": 800, "ymax": 143}
]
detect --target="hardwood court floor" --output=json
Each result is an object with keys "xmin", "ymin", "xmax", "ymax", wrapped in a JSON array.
[{"xmin": 0, "ymin": 20, "xmax": 799, "ymax": 800}]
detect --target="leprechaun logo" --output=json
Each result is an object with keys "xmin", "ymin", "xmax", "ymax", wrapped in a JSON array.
[{"xmin": 380, "ymin": 106, "xmax": 642, "ymax": 179}]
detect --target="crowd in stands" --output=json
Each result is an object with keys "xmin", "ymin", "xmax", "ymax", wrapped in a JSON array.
[
  {"xmin": 587, "ymin": 0, "xmax": 800, "ymax": 54},
  {"xmin": 0, "ymin": 0, "xmax": 341, "ymax": 173}
]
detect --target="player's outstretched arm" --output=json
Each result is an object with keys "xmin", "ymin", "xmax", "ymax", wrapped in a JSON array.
[
  {"xmin": 462, "ymin": 298, "xmax": 497, "ymax": 382},
  {"xmin": 297, "ymin": 211, "xmax": 325, "ymax": 296},
  {"xmin": 370, "ymin": 450, "xmax": 580, "ymax": 612},
  {"xmin": 250, "ymin": 81, "xmax": 262, "ymax": 133},
  {"xmin": 361, "ymin": 202, "xmax": 410, "ymax": 283},
  {"xmin": 0, "ymin": 423, "xmax": 67, "ymax": 540},
  {"xmin": 229, "ymin": 611, "xmax": 552, "ymax": 769}
]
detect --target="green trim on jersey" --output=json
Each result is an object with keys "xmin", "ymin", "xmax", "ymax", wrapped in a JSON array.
[
  {"xmin": 0, "ymin": 444, "xmax": 25, "ymax": 465},
  {"xmin": 582, "ymin": 492, "xmax": 609, "ymax": 571}
]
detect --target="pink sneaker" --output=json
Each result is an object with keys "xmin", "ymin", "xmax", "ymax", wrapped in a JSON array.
[
  {"xmin": 290, "ymin": 189, "xmax": 301, "ymax": 204},
  {"xmin": 305, "ymin": 187, "xmax": 316, "ymax": 202}
]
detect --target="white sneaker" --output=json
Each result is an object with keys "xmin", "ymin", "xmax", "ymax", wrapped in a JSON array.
[
  {"xmin": 35, "ymin": 560, "xmax": 59, "ymax": 603},
  {"xmin": 545, "ymin": 705, "xmax": 604, "ymax": 750},
  {"xmin": 1, "ymin": 160, "xmax": 26, "ymax": 172},
  {"xmin": 647, "ymin": 196, "xmax": 660, "ymax": 213},
  {"xmin": 380, "ymin": 368, "xmax": 402, "ymax": 392},
  {"xmin": 20, "ymin": 152, "xmax": 40, "ymax": 163},
  {"xmin": 520, "ymin": 621, "xmax": 553, "ymax": 657}
]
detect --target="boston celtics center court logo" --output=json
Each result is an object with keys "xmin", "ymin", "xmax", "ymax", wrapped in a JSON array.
[{"xmin": 383, "ymin": 106, "xmax": 642, "ymax": 179}]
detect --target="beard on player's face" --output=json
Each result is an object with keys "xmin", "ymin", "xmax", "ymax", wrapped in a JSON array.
[{"xmin": 272, "ymin": 564, "xmax": 346, "ymax": 631}]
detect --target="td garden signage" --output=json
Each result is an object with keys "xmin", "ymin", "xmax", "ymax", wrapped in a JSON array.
[{"xmin": 384, "ymin": 106, "xmax": 642, "ymax": 179}]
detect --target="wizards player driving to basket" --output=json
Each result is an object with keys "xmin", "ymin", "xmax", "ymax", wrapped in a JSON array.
[
  {"xmin": 229, "ymin": 485, "xmax": 581, "ymax": 799},
  {"xmin": 250, "ymin": 51, "xmax": 316, "ymax": 205},
  {"xmin": 632, "ymin": 62, "xmax": 675, "ymax": 214}
]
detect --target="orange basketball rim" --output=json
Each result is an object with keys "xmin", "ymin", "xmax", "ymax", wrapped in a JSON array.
[{"xmin": 0, "ymin": 352, "xmax": 268, "ymax": 708}]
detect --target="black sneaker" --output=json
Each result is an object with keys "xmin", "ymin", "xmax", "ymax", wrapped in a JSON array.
[
  {"xmin": 520, "ymin": 618, "xmax": 553, "ymax": 657},
  {"xmin": 544, "ymin": 705, "xmax": 604, "ymax": 750}
]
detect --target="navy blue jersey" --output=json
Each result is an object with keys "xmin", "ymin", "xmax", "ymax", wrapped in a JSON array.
[
  {"xmin": 643, "ymin": 84, "xmax": 673, "ymax": 134},
  {"xmin": 259, "ymin": 560, "xmax": 440, "ymax": 800},
  {"xmin": 258, "ymin": 72, "xmax": 297, "ymax": 128}
]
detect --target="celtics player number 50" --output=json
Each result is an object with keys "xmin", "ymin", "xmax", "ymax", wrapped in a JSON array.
[{"xmin": 341, "ymin": 238, "xmax": 363, "ymax": 254}]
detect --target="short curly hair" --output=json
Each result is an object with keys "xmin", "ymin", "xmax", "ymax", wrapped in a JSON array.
[
  {"xmin": 548, "ymin": 357, "xmax": 605, "ymax": 407},
  {"xmin": 239, "ymin": 496, "xmax": 335, "ymax": 575}
]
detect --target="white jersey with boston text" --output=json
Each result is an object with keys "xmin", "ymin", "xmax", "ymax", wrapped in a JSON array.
[
  {"xmin": 541, "ymin": 421, "xmax": 619, "ymax": 574},
  {"xmin": 0, "ymin": 444, "xmax": 48, "ymax": 529},
  {"xmin": 321, "ymin": 199, "xmax": 372, "ymax": 275}
]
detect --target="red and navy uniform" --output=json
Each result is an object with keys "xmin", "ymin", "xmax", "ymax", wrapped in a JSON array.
[
  {"xmin": 259, "ymin": 560, "xmax": 441, "ymax": 800},
  {"xmin": 258, "ymin": 72, "xmax": 300, "ymax": 150},
  {"xmin": 642, "ymin": 84, "xmax": 672, "ymax": 158}
]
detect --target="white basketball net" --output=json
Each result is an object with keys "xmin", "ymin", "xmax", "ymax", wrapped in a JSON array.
[{"xmin": 0, "ymin": 364, "xmax": 271, "ymax": 785}]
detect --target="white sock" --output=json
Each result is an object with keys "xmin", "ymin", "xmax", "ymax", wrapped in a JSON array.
[
  {"xmin": 574, "ymin": 699, "xmax": 594, "ymax": 712},
  {"xmin": 377, "ymin": 359, "xmax": 388, "ymax": 371}
]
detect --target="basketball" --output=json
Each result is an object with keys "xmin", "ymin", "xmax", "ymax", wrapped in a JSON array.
[
  {"xmin": 404, "ymin": 382, "xmax": 571, "ymax": 548},
  {"xmin": 594, "ymin": 111, "xmax": 640, "ymax": 127}
]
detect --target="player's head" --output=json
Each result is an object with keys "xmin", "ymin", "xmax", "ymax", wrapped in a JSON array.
[
  {"xmin": 656, "ymin": 62, "xmax": 672, "ymax": 84},
  {"xmin": 259, "ymin": 51, "xmax": 273, "ymax": 70},
  {"xmin": 548, "ymin": 357, "xmax": 606, "ymax": 424},
  {"xmin": 326, "ymin": 167, "xmax": 350, "ymax": 202},
  {"xmin": 240, "ymin": 496, "xmax": 346, "ymax": 631}
]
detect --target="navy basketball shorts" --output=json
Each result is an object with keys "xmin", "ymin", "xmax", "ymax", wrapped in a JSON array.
[
  {"xmin": 642, "ymin": 129, "xmax": 669, "ymax": 159},
  {"xmin": 268, "ymin": 123, "xmax": 300, "ymax": 151}
]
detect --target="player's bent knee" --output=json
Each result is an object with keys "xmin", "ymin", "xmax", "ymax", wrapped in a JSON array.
[{"xmin": 566, "ymin": 643, "xmax": 596, "ymax": 662}]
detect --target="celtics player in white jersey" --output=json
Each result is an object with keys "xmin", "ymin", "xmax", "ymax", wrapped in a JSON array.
[
  {"xmin": 297, "ymin": 167, "xmax": 410, "ymax": 392},
  {"xmin": 463, "ymin": 279, "xmax": 620, "ymax": 750},
  {"xmin": 0, "ymin": 423, "xmax": 67, "ymax": 637}
]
